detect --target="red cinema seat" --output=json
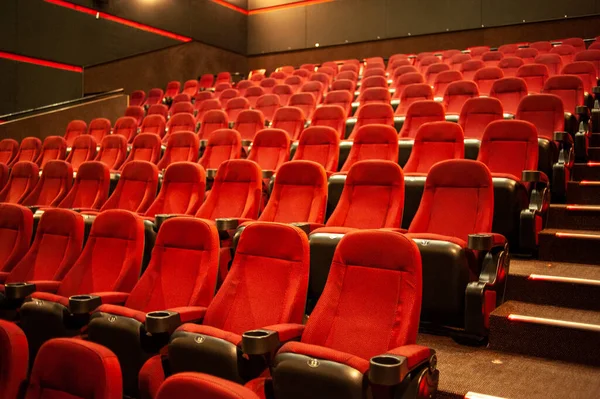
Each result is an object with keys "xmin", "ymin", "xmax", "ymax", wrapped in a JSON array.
[
  {"xmin": 392, "ymin": 72, "xmax": 425, "ymax": 100},
  {"xmin": 147, "ymin": 104, "xmax": 168, "ymax": 120},
  {"xmin": 270, "ymin": 71, "xmax": 288, "ymax": 83},
  {"xmin": 0, "ymin": 139, "xmax": 19, "ymax": 166},
  {"xmin": 441, "ymin": 49, "xmax": 462, "ymax": 64},
  {"xmin": 125, "ymin": 106, "xmax": 145, "ymax": 127},
  {"xmin": 292, "ymin": 127, "xmax": 340, "ymax": 173},
  {"xmin": 425, "ymin": 63, "xmax": 451, "ymax": 86},
  {"xmin": 58, "ymin": 161, "xmax": 109, "ymax": 211},
  {"xmin": 358, "ymin": 76, "xmax": 388, "ymax": 97},
  {"xmin": 0, "ymin": 320, "xmax": 28, "ymax": 398},
  {"xmin": 66, "ymin": 135, "xmax": 97, "ymax": 171},
  {"xmin": 574, "ymin": 50, "xmax": 600, "ymax": 81},
  {"xmin": 341, "ymin": 125, "xmax": 398, "ymax": 172},
  {"xmin": 334, "ymin": 74, "xmax": 358, "ymax": 89},
  {"xmin": 489, "ymin": 77, "xmax": 528, "ymax": 115},
  {"xmin": 216, "ymin": 72, "xmax": 232, "ymax": 86},
  {"xmin": 130, "ymin": 90, "xmax": 146, "ymax": 107},
  {"xmin": 36, "ymin": 136, "xmax": 67, "ymax": 168},
  {"xmin": 459, "ymin": 97, "xmax": 504, "ymax": 140},
  {"xmin": 218, "ymin": 88, "xmax": 238, "ymax": 104},
  {"xmin": 10, "ymin": 138, "xmax": 41, "ymax": 167},
  {"xmin": 481, "ymin": 51, "xmax": 504, "ymax": 67},
  {"xmin": 122, "ymin": 134, "xmax": 162, "ymax": 168},
  {"xmin": 283, "ymin": 76, "xmax": 303, "ymax": 93},
  {"xmin": 443, "ymin": 80, "xmax": 480, "ymax": 114},
  {"xmin": 530, "ymin": 41, "xmax": 553, "ymax": 54},
  {"xmin": 310, "ymin": 73, "xmax": 330, "ymax": 92},
  {"xmin": 272, "ymin": 84, "xmax": 293, "ymax": 106},
  {"xmin": 357, "ymin": 87, "xmax": 391, "ymax": 109},
  {"xmin": 498, "ymin": 43, "xmax": 520, "ymax": 56},
  {"xmin": 236, "ymin": 80, "xmax": 254, "ymax": 98},
  {"xmin": 196, "ymin": 99, "xmax": 224, "ymax": 125},
  {"xmin": 165, "ymin": 81, "xmax": 180, "ymax": 99},
  {"xmin": 157, "ymin": 132, "xmax": 200, "ymax": 170},
  {"xmin": 165, "ymin": 113, "xmax": 196, "ymax": 141},
  {"xmin": 450, "ymin": 53, "xmax": 472, "ymax": 71},
  {"xmin": 182, "ymin": 80, "xmax": 198, "ymax": 96},
  {"xmin": 289, "ymin": 93, "xmax": 317, "ymax": 120},
  {"xmin": 403, "ymin": 121, "xmax": 465, "ymax": 174},
  {"xmin": 63, "ymin": 120, "xmax": 87, "ymax": 148},
  {"xmin": 244, "ymin": 86, "xmax": 265, "ymax": 108},
  {"xmin": 193, "ymin": 92, "xmax": 215, "ymax": 112},
  {"xmin": 388, "ymin": 58, "xmax": 412, "ymax": 74},
  {"xmin": 114, "ymin": 116, "xmax": 139, "ymax": 143},
  {"xmin": 259, "ymin": 78, "xmax": 277, "ymax": 94},
  {"xmin": 250, "ymin": 73, "xmax": 265, "ymax": 82},
  {"xmin": 516, "ymin": 94, "xmax": 565, "ymax": 141},
  {"xmin": 224, "ymin": 97, "xmax": 250, "ymax": 123},
  {"xmin": 348, "ymin": 103, "xmax": 394, "ymax": 139},
  {"xmin": 198, "ymin": 129, "xmax": 242, "ymax": 171},
  {"xmin": 233, "ymin": 110, "xmax": 266, "ymax": 142},
  {"xmin": 198, "ymin": 110, "xmax": 229, "ymax": 141},
  {"xmin": 0, "ymin": 203, "xmax": 33, "ymax": 274},
  {"xmin": 0, "ymin": 162, "xmax": 39, "ymax": 204},
  {"xmin": 172, "ymin": 93, "xmax": 191, "ymax": 104},
  {"xmin": 561, "ymin": 38, "xmax": 585, "ymax": 53},
  {"xmin": 311, "ymin": 105, "xmax": 347, "ymax": 140},
  {"xmin": 515, "ymin": 47, "xmax": 539, "ymax": 64},
  {"xmin": 395, "ymin": 83, "xmax": 434, "ymax": 116},
  {"xmin": 461, "ymin": 59, "xmax": 485, "ymax": 81},
  {"xmin": 473, "ymin": 67, "xmax": 505, "ymax": 96},
  {"xmin": 0, "ymin": 164, "xmax": 7, "ymax": 193},
  {"xmin": 543, "ymin": 75, "xmax": 585, "ymax": 114},
  {"xmin": 271, "ymin": 107, "xmax": 306, "ymax": 141},
  {"xmin": 550, "ymin": 44, "xmax": 577, "ymax": 65},
  {"xmin": 301, "ymin": 81, "xmax": 325, "ymax": 104},
  {"xmin": 170, "ymin": 101, "xmax": 194, "ymax": 117},
  {"xmin": 535, "ymin": 53, "xmax": 563, "ymax": 76},
  {"xmin": 22, "ymin": 160, "xmax": 72, "ymax": 208},
  {"xmin": 323, "ymin": 90, "xmax": 353, "ymax": 117},
  {"xmin": 100, "ymin": 161, "xmax": 158, "ymax": 214},
  {"xmin": 140, "ymin": 114, "xmax": 167, "ymax": 139},
  {"xmin": 561, "ymin": 61, "xmax": 598, "ymax": 94},
  {"xmin": 255, "ymin": 94, "xmax": 281, "ymax": 121},
  {"xmin": 516, "ymin": 64, "xmax": 550, "ymax": 93},
  {"xmin": 399, "ymin": 100, "xmax": 446, "ymax": 138},
  {"xmin": 419, "ymin": 55, "xmax": 442, "ymax": 75},
  {"xmin": 198, "ymin": 74, "xmax": 214, "ymax": 90},
  {"xmin": 144, "ymin": 89, "xmax": 164, "ymax": 107},
  {"xmin": 247, "ymin": 129, "xmax": 290, "ymax": 172},
  {"xmin": 391, "ymin": 66, "xmax": 419, "ymax": 86},
  {"xmin": 498, "ymin": 57, "xmax": 525, "ymax": 77},
  {"xmin": 157, "ymin": 373, "xmax": 260, "ymax": 399},
  {"xmin": 469, "ymin": 46, "xmax": 491, "ymax": 60},
  {"xmin": 88, "ymin": 118, "xmax": 111, "ymax": 143},
  {"xmin": 433, "ymin": 70, "xmax": 463, "ymax": 99}
]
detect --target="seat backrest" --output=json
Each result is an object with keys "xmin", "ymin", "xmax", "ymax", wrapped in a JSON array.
[
  {"xmin": 515, "ymin": 64, "xmax": 549, "ymax": 93},
  {"xmin": 172, "ymin": 93, "xmax": 190, "ymax": 105},
  {"xmin": 0, "ymin": 320, "xmax": 28, "ymax": 399},
  {"xmin": 550, "ymin": 44, "xmax": 576, "ymax": 65},
  {"xmin": 22, "ymin": 160, "xmax": 72, "ymax": 207},
  {"xmin": 0, "ymin": 203, "xmax": 33, "ymax": 273},
  {"xmin": 66, "ymin": 135, "xmax": 97, "ymax": 171},
  {"xmin": 515, "ymin": 47, "xmax": 539, "ymax": 64},
  {"xmin": 236, "ymin": 80, "xmax": 254, "ymax": 97},
  {"xmin": 477, "ymin": 120, "xmax": 539, "ymax": 180},
  {"xmin": 392, "ymin": 66, "xmax": 419, "ymax": 84},
  {"xmin": 443, "ymin": 80, "xmax": 479, "ymax": 114},
  {"xmin": 122, "ymin": 133, "xmax": 162, "ymax": 167},
  {"xmin": 450, "ymin": 53, "xmax": 472, "ymax": 71},
  {"xmin": 87, "ymin": 118, "xmax": 112, "ymax": 143},
  {"xmin": 129, "ymin": 90, "xmax": 146, "ymax": 107},
  {"xmin": 224, "ymin": 96, "xmax": 250, "ymax": 122},
  {"xmin": 147, "ymin": 104, "xmax": 169, "ymax": 119},
  {"xmin": 469, "ymin": 46, "xmax": 491, "ymax": 59},
  {"xmin": 481, "ymin": 51, "xmax": 504, "ymax": 67},
  {"xmin": 498, "ymin": 57, "xmax": 525, "ymax": 77},
  {"xmin": 195, "ymin": 97, "xmax": 222, "ymax": 120},
  {"xmin": 247, "ymin": 128, "xmax": 290, "ymax": 171},
  {"xmin": 561, "ymin": 61, "xmax": 597, "ymax": 94},
  {"xmin": 328, "ymin": 160, "xmax": 404, "ymax": 229},
  {"xmin": 260, "ymin": 161, "xmax": 327, "ymax": 224},
  {"xmin": 358, "ymin": 87, "xmax": 391, "ymax": 107},
  {"xmin": 473, "ymin": 67, "xmax": 505, "ymax": 96},
  {"xmin": 145, "ymin": 88, "xmax": 164, "ymax": 106},
  {"xmin": 165, "ymin": 81, "xmax": 181, "ymax": 98},
  {"xmin": 574, "ymin": 50, "xmax": 600, "ymax": 82},
  {"xmin": 433, "ymin": 70, "xmax": 463, "ymax": 98},
  {"xmin": 25, "ymin": 338, "xmax": 122, "ymax": 399},
  {"xmin": 530, "ymin": 41, "xmax": 553, "ymax": 54},
  {"xmin": 250, "ymin": 73, "xmax": 266, "ymax": 82},
  {"xmin": 56, "ymin": 209, "xmax": 144, "ymax": 296},
  {"xmin": 310, "ymin": 72, "xmax": 330, "ymax": 90},
  {"xmin": 419, "ymin": 55, "xmax": 442, "ymax": 74},
  {"xmin": 182, "ymin": 79, "xmax": 198, "ymax": 96},
  {"xmin": 534, "ymin": 53, "xmax": 563, "ymax": 76},
  {"xmin": 124, "ymin": 217, "xmax": 218, "ymax": 312},
  {"xmin": 113, "ymin": 116, "xmax": 139, "ymax": 143},
  {"xmin": 202, "ymin": 222, "xmax": 309, "ymax": 333},
  {"xmin": 271, "ymin": 71, "xmax": 288, "ymax": 82},
  {"xmin": 288, "ymin": 93, "xmax": 316, "ymax": 120},
  {"xmin": 425, "ymin": 62, "xmax": 451, "ymax": 85},
  {"xmin": 341, "ymin": 124, "xmax": 399, "ymax": 172},
  {"xmin": 359, "ymin": 76, "xmax": 388, "ymax": 96},
  {"xmin": 170, "ymin": 101, "xmax": 194, "ymax": 117},
  {"xmin": 194, "ymin": 92, "xmax": 216, "ymax": 112},
  {"xmin": 198, "ymin": 74, "xmax": 214, "ymax": 89},
  {"xmin": 498, "ymin": 43, "xmax": 519, "ymax": 55},
  {"xmin": 323, "ymin": 90, "xmax": 353, "ymax": 117},
  {"xmin": 399, "ymin": 100, "xmax": 446, "ymax": 138},
  {"xmin": 404, "ymin": 121, "xmax": 465, "ymax": 174},
  {"xmin": 0, "ymin": 138, "xmax": 19, "ymax": 166},
  {"xmin": 458, "ymin": 97, "xmax": 504, "ymax": 140},
  {"xmin": 461, "ymin": 59, "xmax": 485, "ymax": 80},
  {"xmin": 145, "ymin": 162, "xmax": 206, "ymax": 217},
  {"xmin": 395, "ymin": 83, "xmax": 433, "ymax": 116},
  {"xmin": 300, "ymin": 81, "xmax": 325, "ymax": 104},
  {"xmin": 166, "ymin": 113, "xmax": 196, "ymax": 137},
  {"xmin": 515, "ymin": 94, "xmax": 564, "ymax": 141},
  {"xmin": 363, "ymin": 67, "xmax": 385, "ymax": 79},
  {"xmin": 140, "ymin": 114, "xmax": 167, "ymax": 139},
  {"xmin": 311, "ymin": 105, "xmax": 347, "ymax": 139},
  {"xmin": 6, "ymin": 208, "xmax": 83, "ymax": 284},
  {"xmin": 195, "ymin": 159, "xmax": 261, "ymax": 220},
  {"xmin": 215, "ymin": 83, "xmax": 233, "ymax": 94},
  {"xmin": 259, "ymin": 78, "xmax": 278, "ymax": 94},
  {"xmin": 408, "ymin": 159, "xmax": 493, "ymax": 241},
  {"xmin": 198, "ymin": 129, "xmax": 242, "ymax": 170},
  {"xmin": 233, "ymin": 110, "xmax": 266, "ymax": 141},
  {"xmin": 155, "ymin": 373, "xmax": 260, "ymax": 399},
  {"xmin": 542, "ymin": 75, "xmax": 585, "ymax": 113},
  {"xmin": 36, "ymin": 136, "xmax": 67, "ymax": 168},
  {"xmin": 101, "ymin": 161, "xmax": 158, "ymax": 213},
  {"xmin": 198, "ymin": 110, "xmax": 229, "ymax": 140},
  {"xmin": 561, "ymin": 38, "xmax": 585, "ymax": 53},
  {"xmin": 393, "ymin": 72, "xmax": 425, "ymax": 100},
  {"xmin": 0, "ymin": 161, "xmax": 39, "ymax": 204},
  {"xmin": 335, "ymin": 74, "xmax": 358, "ymax": 88},
  {"xmin": 12, "ymin": 138, "xmax": 42, "ymax": 166},
  {"xmin": 292, "ymin": 126, "xmax": 340, "ymax": 173},
  {"xmin": 0, "ymin": 163, "xmax": 7, "ymax": 193},
  {"xmin": 216, "ymin": 72, "xmax": 232, "ymax": 85},
  {"xmin": 244, "ymin": 86, "xmax": 265, "ymax": 108},
  {"xmin": 58, "ymin": 161, "xmax": 109, "ymax": 210},
  {"xmin": 348, "ymin": 103, "xmax": 395, "ymax": 139},
  {"xmin": 301, "ymin": 229, "xmax": 422, "ymax": 358},
  {"xmin": 218, "ymin": 88, "xmax": 239, "ymax": 104},
  {"xmin": 255, "ymin": 94, "xmax": 281, "ymax": 121},
  {"xmin": 272, "ymin": 84, "xmax": 293, "ymax": 106},
  {"xmin": 489, "ymin": 77, "xmax": 528, "ymax": 114},
  {"xmin": 283, "ymin": 75, "xmax": 303, "ymax": 92},
  {"xmin": 157, "ymin": 131, "xmax": 200, "ymax": 170},
  {"xmin": 63, "ymin": 120, "xmax": 87, "ymax": 147},
  {"xmin": 124, "ymin": 106, "xmax": 145, "ymax": 126},
  {"xmin": 271, "ymin": 107, "xmax": 306, "ymax": 141}
]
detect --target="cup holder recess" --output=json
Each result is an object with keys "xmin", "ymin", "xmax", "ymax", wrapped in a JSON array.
[
  {"xmin": 145, "ymin": 310, "xmax": 181, "ymax": 334},
  {"xmin": 5, "ymin": 282, "xmax": 36, "ymax": 300},
  {"xmin": 241, "ymin": 329, "xmax": 280, "ymax": 355},
  {"xmin": 467, "ymin": 234, "xmax": 493, "ymax": 251},
  {"xmin": 68, "ymin": 295, "xmax": 102, "ymax": 314},
  {"xmin": 368, "ymin": 355, "xmax": 407, "ymax": 386},
  {"xmin": 216, "ymin": 218, "xmax": 240, "ymax": 231}
]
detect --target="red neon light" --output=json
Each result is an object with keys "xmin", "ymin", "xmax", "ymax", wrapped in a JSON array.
[
  {"xmin": 0, "ymin": 51, "xmax": 82, "ymax": 73},
  {"xmin": 44, "ymin": 0, "xmax": 192, "ymax": 42},
  {"xmin": 587, "ymin": 161, "xmax": 600, "ymax": 166},
  {"xmin": 249, "ymin": 0, "xmax": 334, "ymax": 15},
  {"xmin": 210, "ymin": 0, "xmax": 249, "ymax": 15}
]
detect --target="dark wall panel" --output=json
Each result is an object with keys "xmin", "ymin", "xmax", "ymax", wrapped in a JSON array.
[
  {"xmin": 191, "ymin": 0, "xmax": 248, "ymax": 54},
  {"xmin": 248, "ymin": 8, "xmax": 306, "ymax": 54},
  {"xmin": 0, "ymin": 60, "xmax": 18, "ymax": 116},
  {"xmin": 481, "ymin": 0, "xmax": 596, "ymax": 27},
  {"xmin": 0, "ymin": 0, "xmax": 17, "ymax": 53}
]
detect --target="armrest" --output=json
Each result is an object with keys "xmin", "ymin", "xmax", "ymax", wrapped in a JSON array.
[
  {"xmin": 145, "ymin": 310, "xmax": 182, "ymax": 335},
  {"xmin": 4, "ymin": 282, "xmax": 37, "ymax": 300},
  {"xmin": 241, "ymin": 323, "xmax": 305, "ymax": 356},
  {"xmin": 28, "ymin": 280, "xmax": 61, "ymax": 293},
  {"xmin": 522, "ymin": 170, "xmax": 549, "ymax": 185},
  {"xmin": 368, "ymin": 345, "xmax": 435, "ymax": 386},
  {"xmin": 206, "ymin": 169, "xmax": 217, "ymax": 179},
  {"xmin": 215, "ymin": 218, "xmax": 254, "ymax": 231},
  {"xmin": 467, "ymin": 233, "xmax": 506, "ymax": 251},
  {"xmin": 68, "ymin": 294, "xmax": 102, "ymax": 314},
  {"xmin": 261, "ymin": 323, "xmax": 305, "ymax": 342},
  {"xmin": 167, "ymin": 306, "xmax": 207, "ymax": 323},
  {"xmin": 262, "ymin": 170, "xmax": 275, "ymax": 179},
  {"xmin": 291, "ymin": 222, "xmax": 325, "ymax": 235},
  {"xmin": 380, "ymin": 228, "xmax": 409, "ymax": 234},
  {"xmin": 154, "ymin": 214, "xmax": 188, "ymax": 230},
  {"xmin": 553, "ymin": 131, "xmax": 574, "ymax": 145},
  {"xmin": 91, "ymin": 292, "xmax": 130, "ymax": 305}
]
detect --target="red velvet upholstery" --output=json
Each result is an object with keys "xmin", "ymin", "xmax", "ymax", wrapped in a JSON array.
[
  {"xmin": 259, "ymin": 161, "xmax": 327, "ymax": 224},
  {"xmin": 22, "ymin": 160, "xmax": 72, "ymax": 207},
  {"xmin": 147, "ymin": 104, "xmax": 169, "ymax": 120},
  {"xmin": 24, "ymin": 338, "xmax": 122, "ymax": 399},
  {"xmin": 182, "ymin": 80, "xmax": 198, "ymax": 96},
  {"xmin": 0, "ymin": 139, "xmax": 18, "ymax": 166},
  {"xmin": 165, "ymin": 113, "xmax": 196, "ymax": 138},
  {"xmin": 0, "ymin": 163, "xmax": 7, "ymax": 193},
  {"xmin": 225, "ymin": 97, "xmax": 251, "ymax": 122},
  {"xmin": 542, "ymin": 75, "xmax": 585, "ymax": 113},
  {"xmin": 443, "ymin": 80, "xmax": 479, "ymax": 115},
  {"xmin": 255, "ymin": 94, "xmax": 281, "ymax": 121},
  {"xmin": 311, "ymin": 105, "xmax": 347, "ymax": 139},
  {"xmin": 157, "ymin": 373, "xmax": 260, "ymax": 399},
  {"xmin": 461, "ymin": 59, "xmax": 485, "ymax": 80},
  {"xmin": 145, "ymin": 162, "xmax": 206, "ymax": 217},
  {"xmin": 193, "ymin": 91, "xmax": 216, "ymax": 113},
  {"xmin": 489, "ymin": 77, "xmax": 528, "ymax": 114},
  {"xmin": 0, "ymin": 320, "xmax": 28, "ymax": 399},
  {"xmin": 195, "ymin": 99, "xmax": 222, "ymax": 124},
  {"xmin": 404, "ymin": 121, "xmax": 465, "ymax": 174},
  {"xmin": 392, "ymin": 66, "xmax": 419, "ymax": 85},
  {"xmin": 10, "ymin": 138, "xmax": 41, "ymax": 167},
  {"xmin": 259, "ymin": 78, "xmax": 277, "ymax": 94},
  {"xmin": 300, "ymin": 81, "xmax": 325, "ymax": 105},
  {"xmin": 561, "ymin": 38, "xmax": 585, "ymax": 53},
  {"xmin": 395, "ymin": 83, "xmax": 433, "ymax": 116},
  {"xmin": 498, "ymin": 43, "xmax": 519, "ymax": 55},
  {"xmin": 550, "ymin": 44, "xmax": 577, "ymax": 65},
  {"xmin": 199, "ymin": 129, "xmax": 242, "ymax": 170},
  {"xmin": 3, "ymin": 209, "xmax": 83, "ymax": 287},
  {"xmin": 574, "ymin": 50, "xmax": 600, "ymax": 82},
  {"xmin": 433, "ymin": 70, "xmax": 463, "ymax": 98},
  {"xmin": 165, "ymin": 81, "xmax": 181, "ymax": 98},
  {"xmin": 450, "ymin": 53, "xmax": 472, "ymax": 71},
  {"xmin": 332, "ymin": 78, "xmax": 356, "ymax": 94},
  {"xmin": 473, "ymin": 67, "xmax": 505, "ymax": 96},
  {"xmin": 63, "ymin": 120, "xmax": 87, "ymax": 147},
  {"xmin": 114, "ymin": 116, "xmax": 139, "ymax": 143},
  {"xmin": 289, "ymin": 93, "xmax": 316, "ymax": 120},
  {"xmin": 122, "ymin": 134, "xmax": 162, "ymax": 168},
  {"xmin": 535, "ymin": 53, "xmax": 563, "ymax": 76},
  {"xmin": 233, "ymin": 110, "xmax": 265, "ymax": 142},
  {"xmin": 96, "ymin": 134, "xmax": 128, "ymax": 171},
  {"xmin": 216, "ymin": 85, "xmax": 235, "ymax": 98},
  {"xmin": 516, "ymin": 64, "xmax": 550, "ymax": 93},
  {"xmin": 408, "ymin": 159, "xmax": 494, "ymax": 242},
  {"xmin": 244, "ymin": 86, "xmax": 265, "ymax": 108},
  {"xmin": 309, "ymin": 73, "xmax": 330, "ymax": 93},
  {"xmin": 199, "ymin": 74, "xmax": 215, "ymax": 89},
  {"xmin": 198, "ymin": 110, "xmax": 229, "ymax": 141},
  {"xmin": 482, "ymin": 51, "xmax": 504, "ymax": 67},
  {"xmin": 561, "ymin": 61, "xmax": 597, "ymax": 94},
  {"xmin": 100, "ymin": 161, "xmax": 158, "ymax": 214},
  {"xmin": 530, "ymin": 41, "xmax": 553, "ymax": 54},
  {"xmin": 59, "ymin": 161, "xmax": 109, "ymax": 210},
  {"xmin": 498, "ymin": 57, "xmax": 525, "ymax": 78},
  {"xmin": 283, "ymin": 75, "xmax": 303, "ymax": 93},
  {"xmin": 323, "ymin": 90, "xmax": 353, "ymax": 117},
  {"xmin": 217, "ymin": 72, "xmax": 232, "ymax": 86},
  {"xmin": 357, "ymin": 87, "xmax": 391, "ymax": 109},
  {"xmin": 66, "ymin": 135, "xmax": 97, "ymax": 171},
  {"xmin": 0, "ymin": 204, "xmax": 33, "ymax": 273},
  {"xmin": 425, "ymin": 63, "xmax": 450, "ymax": 85},
  {"xmin": 515, "ymin": 94, "xmax": 564, "ymax": 141},
  {"xmin": 469, "ymin": 46, "xmax": 490, "ymax": 59},
  {"xmin": 236, "ymin": 80, "xmax": 255, "ymax": 98},
  {"xmin": 341, "ymin": 125, "xmax": 398, "ymax": 172},
  {"xmin": 348, "ymin": 103, "xmax": 394, "ymax": 139},
  {"xmin": 157, "ymin": 132, "xmax": 200, "ymax": 170},
  {"xmin": 145, "ymin": 89, "xmax": 164, "ymax": 106},
  {"xmin": 392, "ymin": 72, "xmax": 425, "ymax": 100},
  {"xmin": 399, "ymin": 100, "xmax": 445, "ymax": 139},
  {"xmin": 247, "ymin": 129, "xmax": 290, "ymax": 172},
  {"xmin": 292, "ymin": 126, "xmax": 340, "ymax": 173},
  {"xmin": 324, "ymin": 160, "xmax": 403, "ymax": 229},
  {"xmin": 130, "ymin": 90, "xmax": 146, "ymax": 107},
  {"xmin": 88, "ymin": 118, "xmax": 112, "ymax": 143},
  {"xmin": 195, "ymin": 159, "xmax": 261, "ymax": 220},
  {"xmin": 170, "ymin": 102, "xmax": 194, "ymax": 117},
  {"xmin": 515, "ymin": 47, "xmax": 539, "ymax": 64},
  {"xmin": 173, "ymin": 94, "xmax": 192, "ymax": 105},
  {"xmin": 458, "ymin": 97, "xmax": 504, "ymax": 140},
  {"xmin": 271, "ymin": 107, "xmax": 306, "ymax": 140},
  {"xmin": 125, "ymin": 106, "xmax": 145, "ymax": 127},
  {"xmin": 419, "ymin": 56, "xmax": 441, "ymax": 74},
  {"xmin": 477, "ymin": 120, "xmax": 539, "ymax": 180},
  {"xmin": 0, "ymin": 161, "xmax": 39, "ymax": 204},
  {"xmin": 272, "ymin": 84, "xmax": 294, "ymax": 106},
  {"xmin": 36, "ymin": 136, "xmax": 67, "ymax": 168}
]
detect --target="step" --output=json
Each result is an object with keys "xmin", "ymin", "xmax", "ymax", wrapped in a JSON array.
[
  {"xmin": 545, "ymin": 204, "xmax": 600, "ymax": 229},
  {"xmin": 489, "ymin": 301, "xmax": 600, "ymax": 366},
  {"xmin": 589, "ymin": 147, "xmax": 600, "ymax": 162},
  {"xmin": 572, "ymin": 162, "xmax": 600, "ymax": 181},
  {"xmin": 507, "ymin": 259, "xmax": 600, "ymax": 310},
  {"xmin": 567, "ymin": 181, "xmax": 600, "ymax": 205},
  {"xmin": 539, "ymin": 228, "xmax": 600, "ymax": 264},
  {"xmin": 590, "ymin": 133, "xmax": 600, "ymax": 147}
]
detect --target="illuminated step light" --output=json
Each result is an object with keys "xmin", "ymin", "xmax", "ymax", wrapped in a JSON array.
[
  {"xmin": 507, "ymin": 314, "xmax": 600, "ymax": 332},
  {"xmin": 528, "ymin": 274, "xmax": 600, "ymax": 286}
]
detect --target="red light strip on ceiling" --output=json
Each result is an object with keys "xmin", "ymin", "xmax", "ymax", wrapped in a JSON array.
[
  {"xmin": 210, "ymin": 0, "xmax": 334, "ymax": 15},
  {"xmin": 0, "ymin": 51, "xmax": 82, "ymax": 73},
  {"xmin": 44, "ymin": 0, "xmax": 192, "ymax": 42},
  {"xmin": 210, "ymin": 0, "xmax": 249, "ymax": 15}
]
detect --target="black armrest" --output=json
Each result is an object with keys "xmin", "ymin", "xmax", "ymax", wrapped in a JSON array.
[
  {"xmin": 291, "ymin": 222, "xmax": 311, "ymax": 235},
  {"xmin": 262, "ymin": 170, "xmax": 275, "ymax": 179},
  {"xmin": 368, "ymin": 355, "xmax": 409, "ymax": 386},
  {"xmin": 155, "ymin": 214, "xmax": 179, "ymax": 230},
  {"xmin": 215, "ymin": 218, "xmax": 241, "ymax": 231},
  {"xmin": 241, "ymin": 139, "xmax": 252, "ymax": 147},
  {"xmin": 199, "ymin": 139, "xmax": 208, "ymax": 148},
  {"xmin": 69, "ymin": 295, "xmax": 102, "ymax": 314},
  {"xmin": 522, "ymin": 170, "xmax": 549, "ymax": 185},
  {"xmin": 467, "ymin": 234, "xmax": 493, "ymax": 251},
  {"xmin": 241, "ymin": 329, "xmax": 280, "ymax": 356},
  {"xmin": 27, "ymin": 206, "xmax": 40, "ymax": 214},
  {"xmin": 206, "ymin": 169, "xmax": 217, "ymax": 179},
  {"xmin": 145, "ymin": 310, "xmax": 182, "ymax": 334},
  {"xmin": 576, "ymin": 105, "xmax": 590, "ymax": 119},
  {"xmin": 553, "ymin": 131, "xmax": 573, "ymax": 144},
  {"xmin": 4, "ymin": 282, "xmax": 36, "ymax": 300}
]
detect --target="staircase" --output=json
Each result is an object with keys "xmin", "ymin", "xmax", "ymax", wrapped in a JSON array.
[{"xmin": 489, "ymin": 130, "xmax": 600, "ymax": 369}]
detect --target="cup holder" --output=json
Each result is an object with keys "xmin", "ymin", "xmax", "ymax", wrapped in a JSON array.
[
  {"xmin": 206, "ymin": 169, "xmax": 217, "ymax": 179},
  {"xmin": 467, "ymin": 234, "xmax": 493, "ymax": 251},
  {"xmin": 241, "ymin": 329, "xmax": 280, "ymax": 355},
  {"xmin": 68, "ymin": 294, "xmax": 101, "ymax": 314},
  {"xmin": 147, "ymin": 311, "xmax": 171, "ymax": 318},
  {"xmin": 4, "ymin": 282, "xmax": 36, "ymax": 300},
  {"xmin": 291, "ymin": 223, "xmax": 311, "ymax": 235},
  {"xmin": 262, "ymin": 170, "xmax": 275, "ymax": 179},
  {"xmin": 145, "ymin": 310, "xmax": 181, "ymax": 334},
  {"xmin": 371, "ymin": 355, "xmax": 402, "ymax": 366},
  {"xmin": 368, "ymin": 355, "xmax": 407, "ymax": 386},
  {"xmin": 216, "ymin": 218, "xmax": 240, "ymax": 231}
]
